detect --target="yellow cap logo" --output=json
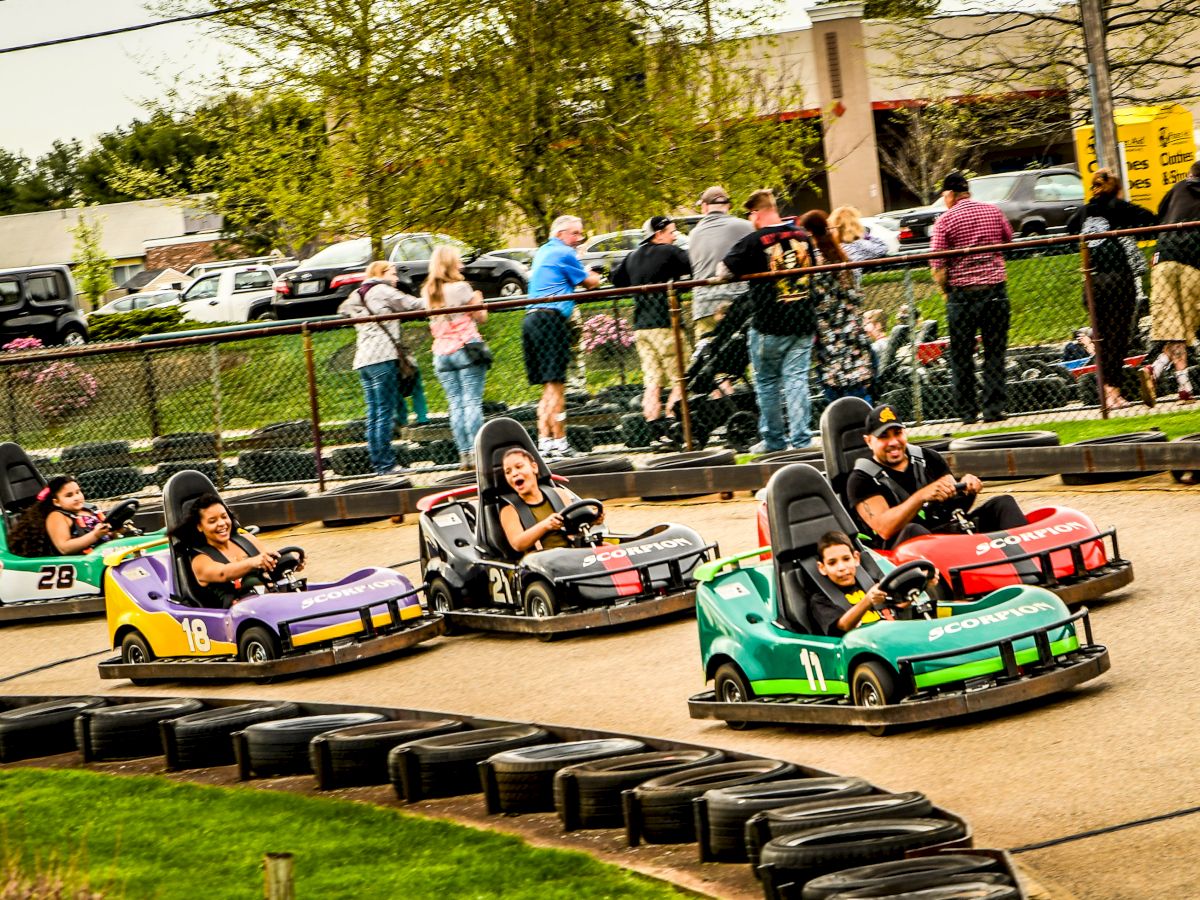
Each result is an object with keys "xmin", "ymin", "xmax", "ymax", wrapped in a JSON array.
[{"xmin": 878, "ymin": 406, "xmax": 897, "ymax": 424}]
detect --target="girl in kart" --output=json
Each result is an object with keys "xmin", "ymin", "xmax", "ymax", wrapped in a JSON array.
[
  {"xmin": 171, "ymin": 492, "xmax": 295, "ymax": 609},
  {"xmin": 9, "ymin": 476, "xmax": 117, "ymax": 557},
  {"xmin": 499, "ymin": 447, "xmax": 602, "ymax": 553}
]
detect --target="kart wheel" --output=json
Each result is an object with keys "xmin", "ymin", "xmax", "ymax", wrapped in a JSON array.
[
  {"xmin": 523, "ymin": 580, "xmax": 559, "ymax": 620},
  {"xmin": 714, "ymin": 663, "xmax": 754, "ymax": 730},
  {"xmin": 239, "ymin": 626, "xmax": 280, "ymax": 664},
  {"xmin": 121, "ymin": 631, "xmax": 155, "ymax": 685},
  {"xmin": 852, "ymin": 660, "xmax": 899, "ymax": 736},
  {"xmin": 426, "ymin": 577, "xmax": 459, "ymax": 635}
]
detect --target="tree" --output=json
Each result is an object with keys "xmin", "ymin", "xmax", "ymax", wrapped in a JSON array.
[{"xmin": 70, "ymin": 210, "xmax": 115, "ymax": 307}]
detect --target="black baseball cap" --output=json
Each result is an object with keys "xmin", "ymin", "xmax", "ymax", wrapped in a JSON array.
[
  {"xmin": 641, "ymin": 215, "xmax": 674, "ymax": 244},
  {"xmin": 941, "ymin": 172, "xmax": 970, "ymax": 194},
  {"xmin": 865, "ymin": 403, "xmax": 905, "ymax": 437}
]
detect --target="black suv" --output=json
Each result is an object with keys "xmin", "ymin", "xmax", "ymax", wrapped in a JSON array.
[
  {"xmin": 0, "ymin": 265, "xmax": 89, "ymax": 345},
  {"xmin": 272, "ymin": 232, "xmax": 529, "ymax": 320}
]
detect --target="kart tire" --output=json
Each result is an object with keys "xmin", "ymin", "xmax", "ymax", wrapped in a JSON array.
[
  {"xmin": 426, "ymin": 439, "xmax": 459, "ymax": 466},
  {"xmin": 632, "ymin": 759, "xmax": 799, "ymax": 844},
  {"xmin": 237, "ymin": 449, "xmax": 318, "ymax": 484},
  {"xmin": 241, "ymin": 712, "xmax": 385, "ymax": 777},
  {"xmin": 759, "ymin": 818, "xmax": 968, "ymax": 885},
  {"xmin": 800, "ymin": 855, "xmax": 1003, "ymax": 900},
  {"xmin": 549, "ymin": 456, "xmax": 635, "ymax": 476},
  {"xmin": 523, "ymin": 580, "xmax": 560, "ymax": 619},
  {"xmin": 0, "ymin": 697, "xmax": 107, "ymax": 762},
  {"xmin": 851, "ymin": 661, "xmax": 900, "ymax": 736},
  {"xmin": 152, "ymin": 432, "xmax": 219, "ymax": 462},
  {"xmin": 747, "ymin": 791, "xmax": 930, "ymax": 869},
  {"xmin": 121, "ymin": 630, "xmax": 155, "ymax": 665},
  {"xmin": 637, "ymin": 449, "xmax": 737, "ymax": 470},
  {"xmin": 487, "ymin": 738, "xmax": 646, "ymax": 813},
  {"xmin": 434, "ymin": 470, "xmax": 477, "ymax": 487},
  {"xmin": 328, "ymin": 445, "xmax": 376, "ymax": 477},
  {"xmin": 723, "ymin": 410, "xmax": 759, "ymax": 451},
  {"xmin": 250, "ymin": 420, "xmax": 311, "ymax": 449},
  {"xmin": 426, "ymin": 576, "xmax": 458, "ymax": 622},
  {"xmin": 309, "ymin": 718, "xmax": 465, "ymax": 789},
  {"xmin": 947, "ymin": 430, "xmax": 1061, "ymax": 451},
  {"xmin": 703, "ymin": 777, "xmax": 875, "ymax": 862},
  {"xmin": 61, "ymin": 440, "xmax": 134, "ymax": 471},
  {"xmin": 910, "ymin": 437, "xmax": 954, "ymax": 454},
  {"xmin": 554, "ymin": 749, "xmax": 726, "ymax": 829},
  {"xmin": 812, "ymin": 875, "xmax": 1014, "ymax": 900},
  {"xmin": 1171, "ymin": 433, "xmax": 1200, "ymax": 484},
  {"xmin": 154, "ymin": 460, "xmax": 227, "ymax": 487},
  {"xmin": 566, "ymin": 425, "xmax": 596, "ymax": 454},
  {"xmin": 76, "ymin": 698, "xmax": 205, "ymax": 762},
  {"xmin": 753, "ymin": 447, "xmax": 825, "ymax": 464},
  {"xmin": 620, "ymin": 413, "xmax": 653, "ymax": 448},
  {"xmin": 165, "ymin": 701, "xmax": 301, "ymax": 770},
  {"xmin": 1062, "ymin": 431, "xmax": 1168, "ymax": 485},
  {"xmin": 77, "ymin": 466, "xmax": 146, "ymax": 499},
  {"xmin": 238, "ymin": 625, "xmax": 280, "ymax": 664},
  {"xmin": 390, "ymin": 725, "xmax": 553, "ymax": 800},
  {"xmin": 714, "ymin": 662, "xmax": 754, "ymax": 730}
]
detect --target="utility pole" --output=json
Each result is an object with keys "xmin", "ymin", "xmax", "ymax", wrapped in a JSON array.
[{"xmin": 1080, "ymin": 0, "xmax": 1119, "ymax": 170}]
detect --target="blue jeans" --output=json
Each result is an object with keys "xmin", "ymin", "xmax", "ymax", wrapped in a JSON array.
[
  {"xmin": 823, "ymin": 382, "xmax": 873, "ymax": 405},
  {"xmin": 358, "ymin": 361, "xmax": 398, "ymax": 474},
  {"xmin": 749, "ymin": 328, "xmax": 814, "ymax": 450},
  {"xmin": 397, "ymin": 367, "xmax": 428, "ymax": 425},
  {"xmin": 434, "ymin": 350, "xmax": 487, "ymax": 454}
]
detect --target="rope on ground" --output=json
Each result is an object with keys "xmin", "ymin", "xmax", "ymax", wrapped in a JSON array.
[
  {"xmin": 1012, "ymin": 804, "xmax": 1200, "ymax": 853},
  {"xmin": 0, "ymin": 649, "xmax": 110, "ymax": 684}
]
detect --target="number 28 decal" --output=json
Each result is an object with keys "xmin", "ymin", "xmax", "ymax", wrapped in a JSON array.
[{"xmin": 36, "ymin": 565, "xmax": 75, "ymax": 590}]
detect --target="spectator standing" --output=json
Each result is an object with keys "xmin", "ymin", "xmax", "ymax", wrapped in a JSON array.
[
  {"xmin": 829, "ymin": 205, "xmax": 889, "ymax": 289},
  {"xmin": 338, "ymin": 261, "xmax": 424, "ymax": 475},
  {"xmin": 929, "ymin": 172, "xmax": 1014, "ymax": 423},
  {"xmin": 611, "ymin": 216, "xmax": 692, "ymax": 429},
  {"xmin": 422, "ymin": 245, "xmax": 490, "ymax": 469},
  {"xmin": 525, "ymin": 216, "xmax": 602, "ymax": 459},
  {"xmin": 687, "ymin": 186, "xmax": 755, "ymax": 337},
  {"xmin": 1067, "ymin": 169, "xmax": 1157, "ymax": 408},
  {"xmin": 801, "ymin": 209, "xmax": 876, "ymax": 404},
  {"xmin": 1146, "ymin": 160, "xmax": 1200, "ymax": 403},
  {"xmin": 721, "ymin": 189, "xmax": 817, "ymax": 452}
]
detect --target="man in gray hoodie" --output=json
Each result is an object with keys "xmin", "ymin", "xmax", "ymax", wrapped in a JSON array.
[
  {"xmin": 686, "ymin": 186, "xmax": 754, "ymax": 337},
  {"xmin": 1148, "ymin": 160, "xmax": 1200, "ymax": 402}
]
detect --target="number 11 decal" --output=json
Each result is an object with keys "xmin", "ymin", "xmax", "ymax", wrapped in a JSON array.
[{"xmin": 799, "ymin": 648, "xmax": 827, "ymax": 692}]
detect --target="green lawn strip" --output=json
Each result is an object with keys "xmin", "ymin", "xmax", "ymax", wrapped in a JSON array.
[
  {"xmin": 955, "ymin": 409, "xmax": 1200, "ymax": 445},
  {"xmin": 0, "ymin": 768, "xmax": 685, "ymax": 900}
]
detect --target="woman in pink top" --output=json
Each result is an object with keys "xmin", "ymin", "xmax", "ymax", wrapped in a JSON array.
[{"xmin": 422, "ymin": 245, "xmax": 490, "ymax": 468}]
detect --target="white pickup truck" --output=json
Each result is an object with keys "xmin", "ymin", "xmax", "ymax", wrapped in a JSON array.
[{"xmin": 177, "ymin": 264, "xmax": 281, "ymax": 323}]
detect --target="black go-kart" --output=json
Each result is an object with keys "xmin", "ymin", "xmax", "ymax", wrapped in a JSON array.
[{"xmin": 418, "ymin": 418, "xmax": 715, "ymax": 639}]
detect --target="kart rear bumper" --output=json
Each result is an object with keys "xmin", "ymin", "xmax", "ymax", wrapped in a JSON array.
[
  {"xmin": 442, "ymin": 589, "xmax": 695, "ymax": 636},
  {"xmin": 0, "ymin": 595, "xmax": 105, "ymax": 623},
  {"xmin": 687, "ymin": 645, "xmax": 1109, "ymax": 729},
  {"xmin": 1050, "ymin": 560, "xmax": 1133, "ymax": 605},
  {"xmin": 97, "ymin": 614, "xmax": 444, "ymax": 682}
]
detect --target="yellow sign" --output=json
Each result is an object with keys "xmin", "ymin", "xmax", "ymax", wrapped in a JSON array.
[{"xmin": 1074, "ymin": 104, "xmax": 1197, "ymax": 211}]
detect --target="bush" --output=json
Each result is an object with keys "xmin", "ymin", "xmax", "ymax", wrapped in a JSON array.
[
  {"xmin": 2, "ymin": 338, "xmax": 99, "ymax": 420},
  {"xmin": 88, "ymin": 307, "xmax": 202, "ymax": 343}
]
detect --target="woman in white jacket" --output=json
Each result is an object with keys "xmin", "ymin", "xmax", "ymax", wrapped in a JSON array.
[{"xmin": 337, "ymin": 261, "xmax": 424, "ymax": 475}]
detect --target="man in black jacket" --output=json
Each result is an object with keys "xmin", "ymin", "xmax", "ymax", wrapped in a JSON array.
[{"xmin": 1148, "ymin": 161, "xmax": 1200, "ymax": 403}]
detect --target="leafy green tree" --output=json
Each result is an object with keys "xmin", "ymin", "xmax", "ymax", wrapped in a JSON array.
[{"xmin": 69, "ymin": 210, "xmax": 116, "ymax": 307}]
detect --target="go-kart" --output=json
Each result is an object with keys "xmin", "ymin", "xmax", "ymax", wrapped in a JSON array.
[
  {"xmin": 0, "ymin": 443, "xmax": 152, "ymax": 622},
  {"xmin": 418, "ymin": 417, "xmax": 715, "ymax": 638},
  {"xmin": 97, "ymin": 470, "xmax": 443, "ymax": 683},
  {"xmin": 690, "ymin": 463, "xmax": 1110, "ymax": 734},
  {"xmin": 776, "ymin": 397, "xmax": 1132, "ymax": 604}
]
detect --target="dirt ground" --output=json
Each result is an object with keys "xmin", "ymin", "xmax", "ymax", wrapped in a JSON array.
[{"xmin": 2, "ymin": 474, "xmax": 1197, "ymax": 899}]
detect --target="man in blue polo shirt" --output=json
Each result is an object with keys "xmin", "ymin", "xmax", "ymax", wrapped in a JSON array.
[{"xmin": 526, "ymin": 215, "xmax": 602, "ymax": 458}]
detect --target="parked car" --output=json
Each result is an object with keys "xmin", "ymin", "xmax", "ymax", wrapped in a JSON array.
[
  {"xmin": 579, "ymin": 228, "xmax": 692, "ymax": 277},
  {"xmin": 90, "ymin": 290, "xmax": 181, "ymax": 317},
  {"xmin": 177, "ymin": 264, "xmax": 283, "ymax": 323},
  {"xmin": 272, "ymin": 233, "xmax": 529, "ymax": 320},
  {"xmin": 859, "ymin": 216, "xmax": 902, "ymax": 255},
  {"xmin": 184, "ymin": 256, "xmax": 298, "ymax": 280},
  {"xmin": 0, "ymin": 265, "xmax": 89, "ymax": 345},
  {"xmin": 886, "ymin": 168, "xmax": 1084, "ymax": 250},
  {"xmin": 485, "ymin": 248, "xmax": 536, "ymax": 269}
]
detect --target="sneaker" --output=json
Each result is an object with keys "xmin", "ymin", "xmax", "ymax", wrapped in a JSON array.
[
  {"xmin": 1137, "ymin": 367, "xmax": 1157, "ymax": 408},
  {"xmin": 459, "ymin": 452, "xmax": 475, "ymax": 470},
  {"xmin": 1180, "ymin": 389, "xmax": 1195, "ymax": 403},
  {"xmin": 380, "ymin": 464, "xmax": 407, "ymax": 476}
]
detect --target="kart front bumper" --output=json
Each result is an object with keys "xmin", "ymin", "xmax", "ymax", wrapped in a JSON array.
[
  {"xmin": 687, "ymin": 645, "xmax": 1109, "ymax": 730},
  {"xmin": 97, "ymin": 614, "xmax": 445, "ymax": 682},
  {"xmin": 1048, "ymin": 560, "xmax": 1133, "ymax": 605},
  {"xmin": 441, "ymin": 589, "xmax": 695, "ymax": 637},
  {"xmin": 0, "ymin": 595, "xmax": 105, "ymax": 623}
]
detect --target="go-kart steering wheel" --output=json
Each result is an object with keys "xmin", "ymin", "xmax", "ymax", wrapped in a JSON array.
[
  {"xmin": 559, "ymin": 499, "xmax": 604, "ymax": 536},
  {"xmin": 104, "ymin": 499, "xmax": 140, "ymax": 532},
  {"xmin": 269, "ymin": 545, "xmax": 306, "ymax": 586},
  {"xmin": 876, "ymin": 559, "xmax": 937, "ymax": 613}
]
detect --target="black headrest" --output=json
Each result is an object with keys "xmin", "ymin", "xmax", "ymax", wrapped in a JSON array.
[
  {"xmin": 163, "ymin": 470, "xmax": 221, "ymax": 535},
  {"xmin": 820, "ymin": 397, "xmax": 874, "ymax": 493},
  {"xmin": 474, "ymin": 417, "xmax": 551, "ymax": 498},
  {"xmin": 0, "ymin": 443, "xmax": 47, "ymax": 514}
]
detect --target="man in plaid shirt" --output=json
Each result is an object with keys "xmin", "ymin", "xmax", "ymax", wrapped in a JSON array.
[{"xmin": 930, "ymin": 172, "xmax": 1014, "ymax": 423}]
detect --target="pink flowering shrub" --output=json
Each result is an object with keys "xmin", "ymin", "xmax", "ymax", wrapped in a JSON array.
[
  {"xmin": 2, "ymin": 337, "xmax": 100, "ymax": 419},
  {"xmin": 580, "ymin": 313, "xmax": 634, "ymax": 358}
]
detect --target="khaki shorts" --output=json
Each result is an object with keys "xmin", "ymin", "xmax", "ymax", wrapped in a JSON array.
[
  {"xmin": 635, "ymin": 328, "xmax": 681, "ymax": 389},
  {"xmin": 1150, "ymin": 260, "xmax": 1200, "ymax": 341}
]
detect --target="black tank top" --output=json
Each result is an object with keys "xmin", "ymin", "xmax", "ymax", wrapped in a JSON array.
[{"xmin": 191, "ymin": 533, "xmax": 264, "ymax": 609}]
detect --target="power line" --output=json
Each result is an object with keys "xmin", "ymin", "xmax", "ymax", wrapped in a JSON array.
[{"xmin": 0, "ymin": 3, "xmax": 268, "ymax": 55}]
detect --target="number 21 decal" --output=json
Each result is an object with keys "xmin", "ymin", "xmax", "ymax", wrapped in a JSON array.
[{"xmin": 36, "ymin": 565, "xmax": 75, "ymax": 590}]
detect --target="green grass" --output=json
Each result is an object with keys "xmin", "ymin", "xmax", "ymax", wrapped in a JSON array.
[
  {"xmin": 0, "ymin": 768, "xmax": 684, "ymax": 900},
  {"xmin": 961, "ymin": 408, "xmax": 1200, "ymax": 444}
]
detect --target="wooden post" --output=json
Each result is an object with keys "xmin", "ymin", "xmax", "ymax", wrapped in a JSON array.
[
  {"xmin": 264, "ymin": 852, "xmax": 294, "ymax": 900},
  {"xmin": 667, "ymin": 280, "xmax": 694, "ymax": 451}
]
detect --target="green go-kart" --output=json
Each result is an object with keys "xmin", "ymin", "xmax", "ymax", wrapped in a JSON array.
[{"xmin": 688, "ymin": 463, "xmax": 1110, "ymax": 734}]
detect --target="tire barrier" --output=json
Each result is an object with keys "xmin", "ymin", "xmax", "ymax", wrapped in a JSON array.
[
  {"xmin": 153, "ymin": 432, "xmax": 219, "ymax": 462},
  {"xmin": 237, "ymin": 449, "xmax": 319, "ymax": 484},
  {"xmin": 799, "ymin": 855, "xmax": 1013, "ymax": 900},
  {"xmin": 1061, "ymin": 431, "xmax": 1169, "ymax": 485},
  {"xmin": 388, "ymin": 725, "xmax": 553, "ymax": 802},
  {"xmin": 75, "ymin": 698, "xmax": 204, "ymax": 762},
  {"xmin": 946, "ymin": 431, "xmax": 1061, "ymax": 480},
  {"xmin": 60, "ymin": 441, "xmax": 135, "ymax": 472},
  {"xmin": 154, "ymin": 460, "xmax": 227, "ymax": 486},
  {"xmin": 310, "ymin": 718, "xmax": 466, "ymax": 790},
  {"xmin": 235, "ymin": 712, "xmax": 386, "ymax": 778},
  {"xmin": 249, "ymin": 421, "xmax": 311, "ymax": 450},
  {"xmin": 76, "ymin": 466, "xmax": 147, "ymax": 499},
  {"xmin": 637, "ymin": 449, "xmax": 739, "ymax": 501},
  {"xmin": 480, "ymin": 738, "xmax": 646, "ymax": 815},
  {"xmin": 1172, "ymin": 433, "xmax": 1200, "ymax": 485},
  {"xmin": 162, "ymin": 701, "xmax": 301, "ymax": 771},
  {"xmin": 753, "ymin": 448, "xmax": 826, "ymax": 465},
  {"xmin": 321, "ymin": 475, "xmax": 416, "ymax": 526},
  {"xmin": 549, "ymin": 455, "xmax": 635, "ymax": 476},
  {"xmin": 0, "ymin": 696, "xmax": 107, "ymax": 762}
]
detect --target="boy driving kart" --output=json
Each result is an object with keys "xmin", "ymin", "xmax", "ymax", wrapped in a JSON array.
[
  {"xmin": 810, "ymin": 530, "xmax": 932, "ymax": 636},
  {"xmin": 847, "ymin": 403, "xmax": 1027, "ymax": 549}
]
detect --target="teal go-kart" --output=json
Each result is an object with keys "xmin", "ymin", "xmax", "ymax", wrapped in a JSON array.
[
  {"xmin": 689, "ymin": 464, "xmax": 1110, "ymax": 734},
  {"xmin": 0, "ymin": 443, "xmax": 152, "ymax": 622}
]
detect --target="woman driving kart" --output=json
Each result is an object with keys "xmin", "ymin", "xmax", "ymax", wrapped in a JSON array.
[
  {"xmin": 9, "ymin": 476, "xmax": 133, "ymax": 557},
  {"xmin": 498, "ymin": 447, "xmax": 604, "ymax": 554},
  {"xmin": 171, "ymin": 492, "xmax": 302, "ymax": 609}
]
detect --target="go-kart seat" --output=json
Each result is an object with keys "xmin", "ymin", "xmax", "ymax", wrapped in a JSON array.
[
  {"xmin": 820, "ymin": 396, "xmax": 874, "ymax": 506},
  {"xmin": 473, "ymin": 417, "xmax": 557, "ymax": 561},
  {"xmin": 765, "ymin": 463, "xmax": 884, "ymax": 634},
  {"xmin": 0, "ymin": 442, "xmax": 47, "ymax": 516},
  {"xmin": 163, "ymin": 470, "xmax": 225, "ymax": 608}
]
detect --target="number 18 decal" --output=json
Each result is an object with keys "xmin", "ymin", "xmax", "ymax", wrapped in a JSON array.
[
  {"xmin": 180, "ymin": 618, "xmax": 211, "ymax": 653},
  {"xmin": 799, "ymin": 648, "xmax": 827, "ymax": 692}
]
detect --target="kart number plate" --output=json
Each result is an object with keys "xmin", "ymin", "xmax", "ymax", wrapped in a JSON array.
[
  {"xmin": 435, "ymin": 513, "xmax": 463, "ymax": 527},
  {"xmin": 715, "ymin": 583, "xmax": 750, "ymax": 599},
  {"xmin": 296, "ymin": 281, "xmax": 323, "ymax": 295}
]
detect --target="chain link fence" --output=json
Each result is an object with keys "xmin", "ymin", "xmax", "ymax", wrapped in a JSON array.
[{"xmin": 2, "ymin": 222, "xmax": 1198, "ymax": 502}]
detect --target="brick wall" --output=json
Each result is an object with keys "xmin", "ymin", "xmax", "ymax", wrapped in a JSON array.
[{"xmin": 146, "ymin": 238, "xmax": 246, "ymax": 272}]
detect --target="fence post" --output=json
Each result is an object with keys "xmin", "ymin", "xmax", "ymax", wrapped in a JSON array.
[
  {"xmin": 140, "ymin": 349, "xmax": 161, "ymax": 438},
  {"xmin": 610, "ymin": 295, "xmax": 628, "ymax": 385},
  {"xmin": 210, "ymin": 345, "xmax": 226, "ymax": 489},
  {"xmin": 1079, "ymin": 237, "xmax": 1110, "ymax": 418},
  {"xmin": 3, "ymin": 368, "xmax": 16, "ymax": 441},
  {"xmin": 263, "ymin": 852, "xmax": 294, "ymax": 900},
  {"xmin": 302, "ymin": 325, "xmax": 327, "ymax": 492},
  {"xmin": 904, "ymin": 269, "xmax": 923, "ymax": 424},
  {"xmin": 667, "ymin": 280, "xmax": 694, "ymax": 451}
]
